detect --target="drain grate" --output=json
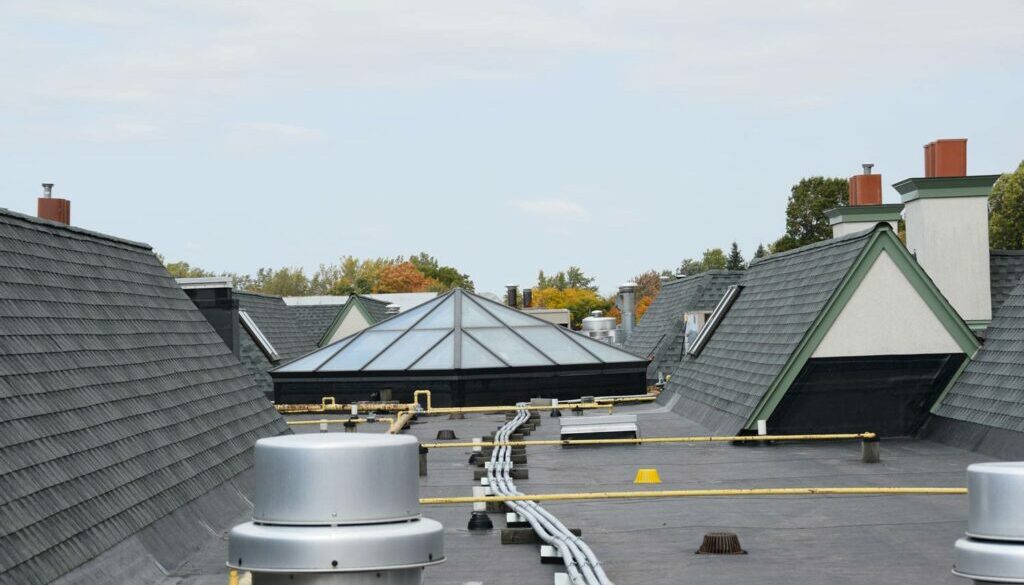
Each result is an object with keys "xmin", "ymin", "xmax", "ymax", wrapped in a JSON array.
[{"xmin": 697, "ymin": 532, "xmax": 746, "ymax": 555}]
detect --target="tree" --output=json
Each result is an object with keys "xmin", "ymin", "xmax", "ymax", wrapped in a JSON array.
[
  {"xmin": 408, "ymin": 252, "xmax": 475, "ymax": 292},
  {"xmin": 162, "ymin": 260, "xmax": 216, "ymax": 278},
  {"xmin": 329, "ymin": 256, "xmax": 393, "ymax": 295},
  {"xmin": 630, "ymin": 270, "xmax": 663, "ymax": 300},
  {"xmin": 309, "ymin": 263, "xmax": 345, "ymax": 295},
  {"xmin": 990, "ymin": 161, "xmax": 1024, "ymax": 249},
  {"xmin": 726, "ymin": 242, "xmax": 746, "ymax": 270},
  {"xmin": 754, "ymin": 243, "xmax": 767, "ymax": 259},
  {"xmin": 374, "ymin": 262, "xmax": 438, "ymax": 293},
  {"xmin": 678, "ymin": 258, "xmax": 702, "ymax": 276},
  {"xmin": 772, "ymin": 176, "xmax": 848, "ymax": 252},
  {"xmin": 252, "ymin": 267, "xmax": 309, "ymax": 296},
  {"xmin": 700, "ymin": 248, "xmax": 727, "ymax": 272},
  {"xmin": 531, "ymin": 287, "xmax": 612, "ymax": 329},
  {"xmin": 537, "ymin": 266, "xmax": 597, "ymax": 291}
]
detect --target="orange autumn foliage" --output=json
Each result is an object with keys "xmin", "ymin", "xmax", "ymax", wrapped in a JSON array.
[{"xmin": 374, "ymin": 262, "xmax": 439, "ymax": 293}]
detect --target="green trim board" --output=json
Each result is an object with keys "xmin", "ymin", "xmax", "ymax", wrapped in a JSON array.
[
  {"xmin": 965, "ymin": 319, "xmax": 991, "ymax": 332},
  {"xmin": 824, "ymin": 204, "xmax": 903, "ymax": 226},
  {"xmin": 743, "ymin": 225, "xmax": 981, "ymax": 429},
  {"xmin": 929, "ymin": 353, "xmax": 973, "ymax": 415},
  {"xmin": 317, "ymin": 296, "xmax": 381, "ymax": 347},
  {"xmin": 893, "ymin": 175, "xmax": 999, "ymax": 203}
]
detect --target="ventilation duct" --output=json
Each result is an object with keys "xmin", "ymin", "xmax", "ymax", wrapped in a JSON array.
[
  {"xmin": 228, "ymin": 434, "xmax": 445, "ymax": 584},
  {"xmin": 953, "ymin": 462, "xmax": 1024, "ymax": 583}
]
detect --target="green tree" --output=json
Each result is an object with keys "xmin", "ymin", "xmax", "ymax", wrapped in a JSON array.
[
  {"xmin": 408, "ymin": 252, "xmax": 475, "ymax": 292},
  {"xmin": 990, "ymin": 161, "xmax": 1024, "ymax": 249},
  {"xmin": 537, "ymin": 266, "xmax": 597, "ymax": 291},
  {"xmin": 162, "ymin": 259, "xmax": 216, "ymax": 278},
  {"xmin": 726, "ymin": 242, "xmax": 746, "ymax": 270},
  {"xmin": 772, "ymin": 176, "xmax": 848, "ymax": 252},
  {"xmin": 700, "ymin": 248, "xmax": 727, "ymax": 271},
  {"xmin": 754, "ymin": 243, "xmax": 767, "ymax": 259},
  {"xmin": 678, "ymin": 258, "xmax": 701, "ymax": 276},
  {"xmin": 252, "ymin": 267, "xmax": 309, "ymax": 296}
]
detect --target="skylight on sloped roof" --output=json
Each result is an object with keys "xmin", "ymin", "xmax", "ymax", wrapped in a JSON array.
[
  {"xmin": 240, "ymin": 309, "xmax": 280, "ymax": 361},
  {"xmin": 274, "ymin": 288, "xmax": 644, "ymax": 373},
  {"xmin": 687, "ymin": 285, "xmax": 742, "ymax": 357}
]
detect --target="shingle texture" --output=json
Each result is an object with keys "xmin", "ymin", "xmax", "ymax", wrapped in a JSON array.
[
  {"xmin": 624, "ymin": 271, "xmax": 742, "ymax": 382},
  {"xmin": 288, "ymin": 303, "xmax": 342, "ymax": 348},
  {"xmin": 664, "ymin": 230, "xmax": 873, "ymax": 434},
  {"xmin": 235, "ymin": 291, "xmax": 310, "ymax": 361},
  {"xmin": 0, "ymin": 209, "xmax": 286, "ymax": 585},
  {"xmin": 354, "ymin": 295, "xmax": 391, "ymax": 324},
  {"xmin": 989, "ymin": 250, "xmax": 1024, "ymax": 315},
  {"xmin": 934, "ymin": 275, "xmax": 1024, "ymax": 431}
]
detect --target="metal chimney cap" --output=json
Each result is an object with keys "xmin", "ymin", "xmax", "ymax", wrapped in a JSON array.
[
  {"xmin": 619, "ymin": 282, "xmax": 637, "ymax": 291},
  {"xmin": 41, "ymin": 183, "xmax": 54, "ymax": 198},
  {"xmin": 253, "ymin": 433, "xmax": 421, "ymax": 525},
  {"xmin": 228, "ymin": 517, "xmax": 445, "ymax": 573},
  {"xmin": 953, "ymin": 536, "xmax": 1024, "ymax": 583},
  {"xmin": 967, "ymin": 462, "xmax": 1024, "ymax": 540},
  {"xmin": 862, "ymin": 163, "xmax": 874, "ymax": 175}
]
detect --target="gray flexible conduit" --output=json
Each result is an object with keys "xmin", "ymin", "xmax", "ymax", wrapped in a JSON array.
[{"xmin": 486, "ymin": 404, "xmax": 614, "ymax": 585}]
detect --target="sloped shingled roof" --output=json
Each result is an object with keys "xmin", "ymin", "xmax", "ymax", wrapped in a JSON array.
[
  {"xmin": 624, "ymin": 271, "xmax": 742, "ymax": 381},
  {"xmin": 0, "ymin": 209, "xmax": 286, "ymax": 585},
  {"xmin": 934, "ymin": 275, "xmax": 1024, "ymax": 431},
  {"xmin": 663, "ymin": 230, "xmax": 874, "ymax": 434},
  {"xmin": 989, "ymin": 250, "xmax": 1024, "ymax": 315},
  {"xmin": 288, "ymin": 303, "xmax": 343, "ymax": 348},
  {"xmin": 235, "ymin": 291, "xmax": 311, "ymax": 361}
]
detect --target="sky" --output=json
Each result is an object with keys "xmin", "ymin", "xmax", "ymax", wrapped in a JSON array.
[{"xmin": 2, "ymin": 1, "xmax": 1023, "ymax": 296}]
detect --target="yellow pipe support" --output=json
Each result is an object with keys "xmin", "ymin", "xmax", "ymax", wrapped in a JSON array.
[
  {"xmin": 421, "ymin": 432, "xmax": 878, "ymax": 449},
  {"xmin": 228, "ymin": 569, "xmax": 239, "ymax": 585},
  {"xmin": 389, "ymin": 411, "xmax": 414, "ymax": 434},
  {"xmin": 287, "ymin": 417, "xmax": 395, "ymax": 426},
  {"xmin": 419, "ymin": 486, "xmax": 967, "ymax": 505}
]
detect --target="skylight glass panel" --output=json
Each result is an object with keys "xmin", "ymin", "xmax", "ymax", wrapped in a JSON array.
[
  {"xmin": 482, "ymin": 301, "xmax": 546, "ymax": 327},
  {"xmin": 275, "ymin": 336, "xmax": 355, "ymax": 372},
  {"xmin": 239, "ymin": 310, "xmax": 279, "ymax": 361},
  {"xmin": 574, "ymin": 335, "xmax": 644, "ymax": 363},
  {"xmin": 460, "ymin": 334, "xmax": 505, "ymax": 369},
  {"xmin": 409, "ymin": 333, "xmax": 455, "ymax": 370},
  {"xmin": 465, "ymin": 328, "xmax": 552, "ymax": 366},
  {"xmin": 462, "ymin": 297, "xmax": 503, "ymax": 327},
  {"xmin": 374, "ymin": 296, "xmax": 443, "ymax": 330},
  {"xmin": 413, "ymin": 296, "xmax": 454, "ymax": 329},
  {"xmin": 319, "ymin": 330, "xmax": 403, "ymax": 371},
  {"xmin": 364, "ymin": 329, "xmax": 450, "ymax": 370},
  {"xmin": 687, "ymin": 285, "xmax": 742, "ymax": 357},
  {"xmin": 515, "ymin": 327, "xmax": 599, "ymax": 364}
]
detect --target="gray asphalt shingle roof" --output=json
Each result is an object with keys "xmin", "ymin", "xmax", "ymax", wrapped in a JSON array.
[
  {"xmin": 235, "ymin": 291, "xmax": 311, "ymax": 361},
  {"xmin": 0, "ymin": 209, "xmax": 286, "ymax": 585},
  {"xmin": 288, "ymin": 303, "xmax": 342, "ymax": 348},
  {"xmin": 624, "ymin": 271, "xmax": 742, "ymax": 382},
  {"xmin": 989, "ymin": 250, "xmax": 1024, "ymax": 315},
  {"xmin": 663, "ymin": 230, "xmax": 874, "ymax": 434},
  {"xmin": 934, "ymin": 274, "xmax": 1024, "ymax": 431}
]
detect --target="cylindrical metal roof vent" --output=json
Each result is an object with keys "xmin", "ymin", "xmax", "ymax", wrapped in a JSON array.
[
  {"xmin": 229, "ymin": 434, "xmax": 444, "ymax": 583},
  {"xmin": 954, "ymin": 462, "xmax": 1024, "ymax": 583}
]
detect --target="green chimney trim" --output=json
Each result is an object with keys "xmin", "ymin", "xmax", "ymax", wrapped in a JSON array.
[
  {"xmin": 894, "ymin": 175, "xmax": 1000, "ymax": 203},
  {"xmin": 824, "ymin": 204, "xmax": 904, "ymax": 226}
]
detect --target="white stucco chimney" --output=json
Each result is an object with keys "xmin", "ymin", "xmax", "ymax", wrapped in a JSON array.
[
  {"xmin": 894, "ymin": 139, "xmax": 1000, "ymax": 329},
  {"xmin": 826, "ymin": 164, "xmax": 903, "ymax": 238}
]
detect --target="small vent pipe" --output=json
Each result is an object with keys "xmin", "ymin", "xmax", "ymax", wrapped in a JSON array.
[{"xmin": 505, "ymin": 284, "xmax": 518, "ymax": 308}]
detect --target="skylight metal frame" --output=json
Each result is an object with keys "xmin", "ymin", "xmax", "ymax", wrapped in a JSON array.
[
  {"xmin": 686, "ymin": 285, "xmax": 742, "ymax": 358},
  {"xmin": 239, "ymin": 309, "xmax": 280, "ymax": 361}
]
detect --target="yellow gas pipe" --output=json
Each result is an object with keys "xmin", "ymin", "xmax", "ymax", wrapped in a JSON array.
[
  {"xmin": 422, "ymin": 432, "xmax": 877, "ymax": 449},
  {"xmin": 419, "ymin": 486, "xmax": 966, "ymax": 505}
]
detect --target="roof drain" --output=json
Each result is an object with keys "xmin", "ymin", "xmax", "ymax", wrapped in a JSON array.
[
  {"xmin": 490, "ymin": 404, "xmax": 614, "ymax": 585},
  {"xmin": 227, "ymin": 433, "xmax": 445, "ymax": 584},
  {"xmin": 954, "ymin": 462, "xmax": 1024, "ymax": 583}
]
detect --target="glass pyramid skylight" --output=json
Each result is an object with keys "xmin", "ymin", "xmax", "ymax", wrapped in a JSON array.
[{"xmin": 275, "ymin": 288, "xmax": 644, "ymax": 373}]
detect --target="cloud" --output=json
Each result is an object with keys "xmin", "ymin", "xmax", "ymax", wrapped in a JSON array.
[{"xmin": 512, "ymin": 199, "xmax": 591, "ymax": 222}]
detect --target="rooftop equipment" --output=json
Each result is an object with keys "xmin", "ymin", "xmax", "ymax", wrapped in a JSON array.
[
  {"xmin": 227, "ymin": 433, "xmax": 444, "ymax": 584},
  {"xmin": 581, "ymin": 310, "xmax": 620, "ymax": 344},
  {"xmin": 560, "ymin": 414, "xmax": 639, "ymax": 441},
  {"xmin": 954, "ymin": 462, "xmax": 1024, "ymax": 583},
  {"xmin": 617, "ymin": 282, "xmax": 637, "ymax": 343}
]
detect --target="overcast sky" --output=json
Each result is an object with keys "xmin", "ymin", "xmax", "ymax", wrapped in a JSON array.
[{"xmin": 2, "ymin": 1, "xmax": 1023, "ymax": 295}]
